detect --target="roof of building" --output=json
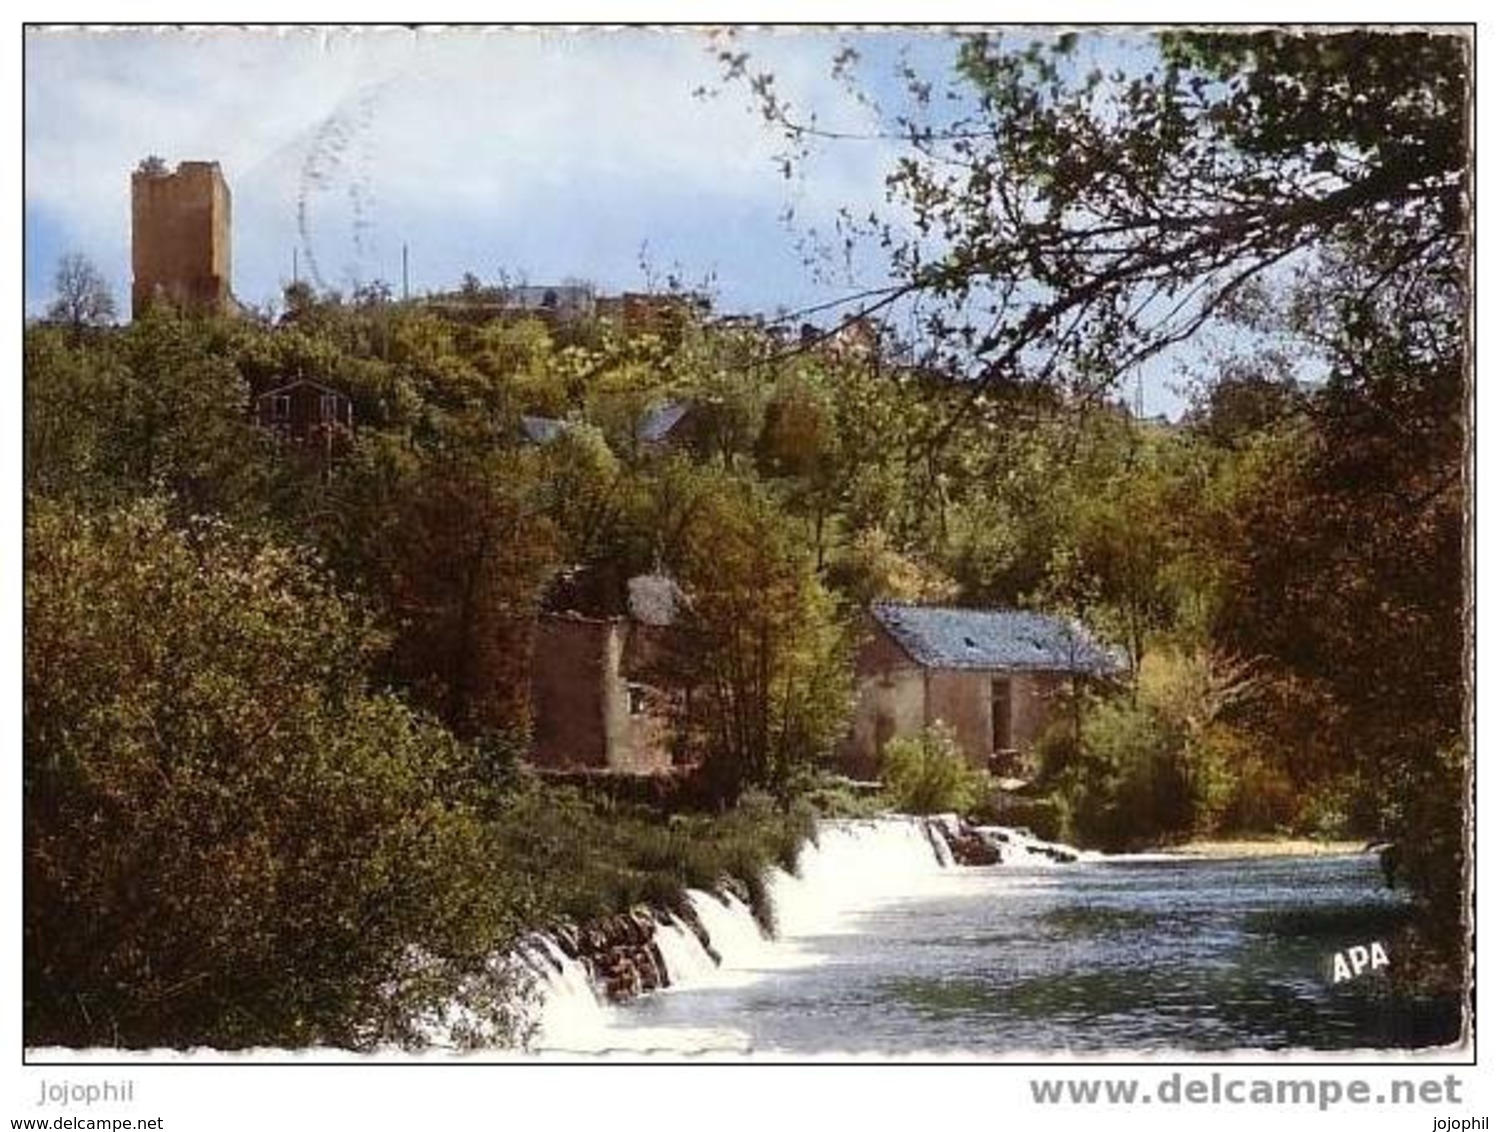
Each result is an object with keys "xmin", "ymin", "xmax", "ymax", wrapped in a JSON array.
[
  {"xmin": 256, "ymin": 377, "xmax": 349, "ymax": 400},
  {"xmin": 871, "ymin": 602, "xmax": 1122, "ymax": 675},
  {"xmin": 635, "ymin": 400, "xmax": 692, "ymax": 444},
  {"xmin": 520, "ymin": 415, "xmax": 574, "ymax": 444},
  {"xmin": 627, "ymin": 573, "xmax": 685, "ymax": 626},
  {"xmin": 499, "ymin": 285, "xmax": 596, "ymax": 315}
]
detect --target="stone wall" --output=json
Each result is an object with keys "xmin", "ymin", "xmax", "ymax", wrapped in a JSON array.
[
  {"xmin": 545, "ymin": 902, "xmax": 717, "ymax": 1003},
  {"xmin": 530, "ymin": 614, "xmax": 674, "ymax": 774},
  {"xmin": 601, "ymin": 623, "xmax": 674, "ymax": 774},
  {"xmin": 531, "ymin": 615, "xmax": 611, "ymax": 770},
  {"xmin": 836, "ymin": 616, "xmax": 927, "ymax": 778},
  {"xmin": 1009, "ymin": 670, "xmax": 1071, "ymax": 774},
  {"xmin": 924, "ymin": 669, "xmax": 991, "ymax": 768},
  {"xmin": 925, "ymin": 669, "xmax": 1070, "ymax": 770},
  {"xmin": 131, "ymin": 161, "xmax": 232, "ymax": 318}
]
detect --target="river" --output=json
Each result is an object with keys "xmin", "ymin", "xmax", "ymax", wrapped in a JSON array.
[{"xmin": 526, "ymin": 818, "xmax": 1462, "ymax": 1056}]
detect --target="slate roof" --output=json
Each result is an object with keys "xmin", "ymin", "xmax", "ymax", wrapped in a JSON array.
[
  {"xmin": 635, "ymin": 400, "xmax": 692, "ymax": 444},
  {"xmin": 871, "ymin": 603, "xmax": 1122, "ymax": 675},
  {"xmin": 520, "ymin": 415, "xmax": 573, "ymax": 445}
]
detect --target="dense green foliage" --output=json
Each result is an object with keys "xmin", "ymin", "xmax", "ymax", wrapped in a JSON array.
[
  {"xmin": 495, "ymin": 786, "xmax": 814, "ymax": 935},
  {"xmin": 880, "ymin": 724, "xmax": 992, "ymax": 816},
  {"xmin": 24, "ymin": 498, "xmax": 530, "ymax": 1048},
  {"xmin": 667, "ymin": 469, "xmax": 854, "ymax": 803},
  {"xmin": 23, "ymin": 300, "xmax": 854, "ymax": 1046},
  {"xmin": 1036, "ymin": 649, "xmax": 1258, "ymax": 850}
]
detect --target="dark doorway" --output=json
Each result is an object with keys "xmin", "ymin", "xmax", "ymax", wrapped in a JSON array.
[{"xmin": 991, "ymin": 677, "xmax": 1012, "ymax": 755}]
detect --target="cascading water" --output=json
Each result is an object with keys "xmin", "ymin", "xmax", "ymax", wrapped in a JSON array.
[
  {"xmin": 765, "ymin": 816, "xmax": 959, "ymax": 938},
  {"xmin": 518, "ymin": 814, "xmax": 1028, "ymax": 1052},
  {"xmin": 685, "ymin": 890, "xmax": 772, "ymax": 976},
  {"xmin": 521, "ymin": 936, "xmax": 610, "ymax": 1048},
  {"xmin": 972, "ymin": 823, "xmax": 1097, "ymax": 865},
  {"xmin": 652, "ymin": 914, "xmax": 720, "ymax": 985},
  {"xmin": 439, "ymin": 815, "xmax": 1095, "ymax": 1052}
]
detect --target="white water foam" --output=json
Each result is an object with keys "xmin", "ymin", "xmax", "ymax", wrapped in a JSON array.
[
  {"xmin": 684, "ymin": 890, "xmax": 785, "ymax": 980},
  {"xmin": 524, "ymin": 936, "xmax": 610, "ymax": 1049},
  {"xmin": 768, "ymin": 816, "xmax": 961, "ymax": 938},
  {"xmin": 972, "ymin": 823, "xmax": 1098, "ymax": 866},
  {"xmin": 652, "ymin": 914, "xmax": 719, "ymax": 985},
  {"xmin": 522, "ymin": 815, "xmax": 964, "ymax": 1050},
  {"xmin": 522, "ymin": 814, "xmax": 1089, "ymax": 1052}
]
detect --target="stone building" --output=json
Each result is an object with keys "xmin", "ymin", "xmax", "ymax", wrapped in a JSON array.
[
  {"xmin": 131, "ymin": 159, "xmax": 233, "ymax": 318},
  {"xmin": 529, "ymin": 574, "xmax": 686, "ymax": 775},
  {"xmin": 836, "ymin": 602, "xmax": 1121, "ymax": 780}
]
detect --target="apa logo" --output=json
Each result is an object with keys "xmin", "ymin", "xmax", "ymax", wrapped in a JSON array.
[{"xmin": 1330, "ymin": 941, "xmax": 1389, "ymax": 983}]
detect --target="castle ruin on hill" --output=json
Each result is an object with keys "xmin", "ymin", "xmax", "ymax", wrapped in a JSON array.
[{"xmin": 131, "ymin": 159, "xmax": 233, "ymax": 318}]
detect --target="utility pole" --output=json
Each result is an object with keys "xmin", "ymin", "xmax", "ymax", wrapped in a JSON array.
[
  {"xmin": 402, "ymin": 243, "xmax": 410, "ymax": 301},
  {"xmin": 292, "ymin": 246, "xmax": 299, "ymax": 286}
]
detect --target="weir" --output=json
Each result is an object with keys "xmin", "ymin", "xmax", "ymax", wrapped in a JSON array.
[{"xmin": 508, "ymin": 815, "xmax": 1083, "ymax": 1052}]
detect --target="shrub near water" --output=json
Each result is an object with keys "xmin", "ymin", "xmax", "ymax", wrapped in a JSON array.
[
  {"xmin": 1034, "ymin": 649, "xmax": 1280, "ymax": 850},
  {"xmin": 880, "ymin": 723, "xmax": 990, "ymax": 816},
  {"xmin": 24, "ymin": 498, "xmax": 530, "ymax": 1049},
  {"xmin": 495, "ymin": 784, "xmax": 814, "ymax": 936}
]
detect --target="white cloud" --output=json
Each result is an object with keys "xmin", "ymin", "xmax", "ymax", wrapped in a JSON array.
[{"xmin": 25, "ymin": 26, "xmax": 913, "ymax": 311}]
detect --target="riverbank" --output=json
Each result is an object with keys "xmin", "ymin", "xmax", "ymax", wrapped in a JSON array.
[{"xmin": 1161, "ymin": 838, "xmax": 1367, "ymax": 858}]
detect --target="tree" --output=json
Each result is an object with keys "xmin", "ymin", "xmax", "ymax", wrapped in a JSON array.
[
  {"xmin": 1211, "ymin": 344, "xmax": 1465, "ymax": 845},
  {"xmin": 720, "ymin": 30, "xmax": 1465, "ymax": 422},
  {"xmin": 24, "ymin": 324, "xmax": 116, "ymax": 500},
  {"xmin": 46, "ymin": 253, "xmax": 116, "ymax": 340},
  {"xmin": 329, "ymin": 443, "xmax": 561, "ymax": 740},
  {"xmin": 1050, "ymin": 427, "xmax": 1196, "ymax": 683},
  {"xmin": 24, "ymin": 498, "xmax": 531, "ymax": 1048},
  {"xmin": 24, "ymin": 310, "xmax": 274, "ymax": 519},
  {"xmin": 1186, "ymin": 360, "xmax": 1305, "ymax": 448},
  {"xmin": 659, "ymin": 469, "xmax": 852, "ymax": 805}
]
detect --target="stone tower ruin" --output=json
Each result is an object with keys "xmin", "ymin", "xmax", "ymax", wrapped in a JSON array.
[{"xmin": 131, "ymin": 159, "xmax": 232, "ymax": 318}]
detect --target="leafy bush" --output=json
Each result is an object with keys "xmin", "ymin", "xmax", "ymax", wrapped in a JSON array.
[
  {"xmin": 491, "ymin": 782, "xmax": 815, "ymax": 937},
  {"xmin": 24, "ymin": 498, "xmax": 530, "ymax": 1049},
  {"xmin": 996, "ymin": 796, "xmax": 1066, "ymax": 842},
  {"xmin": 800, "ymin": 774, "xmax": 890, "ymax": 819},
  {"xmin": 880, "ymin": 723, "xmax": 991, "ymax": 816},
  {"xmin": 1065, "ymin": 696, "xmax": 1196, "ymax": 850},
  {"xmin": 1037, "ymin": 649, "xmax": 1270, "ymax": 849}
]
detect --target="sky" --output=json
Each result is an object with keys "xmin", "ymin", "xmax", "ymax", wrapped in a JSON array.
[
  {"xmin": 24, "ymin": 28, "xmax": 919, "ymax": 309},
  {"xmin": 24, "ymin": 25, "xmax": 1190, "ymax": 414}
]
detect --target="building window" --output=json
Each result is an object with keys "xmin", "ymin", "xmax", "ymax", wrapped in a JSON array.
[
  {"xmin": 270, "ymin": 394, "xmax": 291, "ymax": 422},
  {"xmin": 627, "ymin": 683, "xmax": 649, "ymax": 716},
  {"xmin": 991, "ymin": 677, "xmax": 1013, "ymax": 754}
]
